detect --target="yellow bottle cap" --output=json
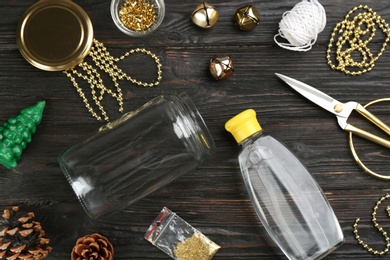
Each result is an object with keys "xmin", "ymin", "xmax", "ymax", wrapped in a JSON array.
[{"xmin": 225, "ymin": 109, "xmax": 262, "ymax": 144}]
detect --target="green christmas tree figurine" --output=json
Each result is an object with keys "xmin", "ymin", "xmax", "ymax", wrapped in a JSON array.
[{"xmin": 0, "ymin": 101, "xmax": 45, "ymax": 169}]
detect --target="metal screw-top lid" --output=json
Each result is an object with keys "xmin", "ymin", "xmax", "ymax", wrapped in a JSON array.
[{"xmin": 17, "ymin": 0, "xmax": 93, "ymax": 71}]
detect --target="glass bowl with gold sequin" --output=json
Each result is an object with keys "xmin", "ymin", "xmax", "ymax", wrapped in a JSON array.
[{"xmin": 111, "ymin": 0, "xmax": 165, "ymax": 37}]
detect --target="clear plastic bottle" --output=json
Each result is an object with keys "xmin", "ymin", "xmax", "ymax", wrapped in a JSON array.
[{"xmin": 225, "ymin": 109, "xmax": 344, "ymax": 260}]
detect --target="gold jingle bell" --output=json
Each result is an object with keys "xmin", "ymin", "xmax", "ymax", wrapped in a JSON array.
[
  {"xmin": 209, "ymin": 56, "xmax": 234, "ymax": 80},
  {"xmin": 192, "ymin": 2, "xmax": 218, "ymax": 28},
  {"xmin": 234, "ymin": 5, "xmax": 260, "ymax": 31}
]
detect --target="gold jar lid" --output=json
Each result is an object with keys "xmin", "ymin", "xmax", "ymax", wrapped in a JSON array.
[{"xmin": 17, "ymin": 0, "xmax": 93, "ymax": 71}]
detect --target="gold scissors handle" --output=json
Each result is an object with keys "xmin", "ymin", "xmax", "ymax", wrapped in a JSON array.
[
  {"xmin": 348, "ymin": 98, "xmax": 390, "ymax": 180},
  {"xmin": 337, "ymin": 101, "xmax": 390, "ymax": 148}
]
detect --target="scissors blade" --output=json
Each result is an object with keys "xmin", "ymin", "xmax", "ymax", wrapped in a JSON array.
[{"xmin": 275, "ymin": 73, "xmax": 343, "ymax": 116}]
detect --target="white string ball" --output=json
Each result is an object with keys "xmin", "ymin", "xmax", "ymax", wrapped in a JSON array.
[{"xmin": 274, "ymin": 0, "xmax": 326, "ymax": 51}]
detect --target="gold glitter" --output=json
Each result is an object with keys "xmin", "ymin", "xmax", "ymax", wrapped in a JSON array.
[
  {"xmin": 174, "ymin": 232, "xmax": 220, "ymax": 260},
  {"xmin": 119, "ymin": 0, "xmax": 156, "ymax": 31}
]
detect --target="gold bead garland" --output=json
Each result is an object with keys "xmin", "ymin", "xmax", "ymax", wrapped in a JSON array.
[
  {"xmin": 353, "ymin": 194, "xmax": 390, "ymax": 255},
  {"xmin": 64, "ymin": 39, "xmax": 162, "ymax": 121},
  {"xmin": 327, "ymin": 5, "xmax": 390, "ymax": 76}
]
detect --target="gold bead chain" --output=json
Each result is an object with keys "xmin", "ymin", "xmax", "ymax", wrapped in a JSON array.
[
  {"xmin": 353, "ymin": 194, "xmax": 390, "ymax": 255},
  {"xmin": 64, "ymin": 39, "xmax": 162, "ymax": 121},
  {"xmin": 327, "ymin": 5, "xmax": 390, "ymax": 76}
]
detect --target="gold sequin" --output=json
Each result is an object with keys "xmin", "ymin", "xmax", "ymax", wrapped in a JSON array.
[{"xmin": 119, "ymin": 0, "xmax": 156, "ymax": 31}]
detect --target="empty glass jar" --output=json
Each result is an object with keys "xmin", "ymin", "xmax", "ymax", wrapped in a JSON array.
[{"xmin": 59, "ymin": 93, "xmax": 215, "ymax": 218}]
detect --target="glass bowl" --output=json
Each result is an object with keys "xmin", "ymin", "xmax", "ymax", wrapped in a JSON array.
[{"xmin": 111, "ymin": 0, "xmax": 165, "ymax": 37}]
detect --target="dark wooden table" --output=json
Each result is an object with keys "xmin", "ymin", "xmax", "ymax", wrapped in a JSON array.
[{"xmin": 1, "ymin": 0, "xmax": 390, "ymax": 259}]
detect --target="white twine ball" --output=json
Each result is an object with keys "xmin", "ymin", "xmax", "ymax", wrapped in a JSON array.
[{"xmin": 274, "ymin": 0, "xmax": 326, "ymax": 51}]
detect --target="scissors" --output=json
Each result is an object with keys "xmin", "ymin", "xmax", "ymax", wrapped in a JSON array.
[{"xmin": 275, "ymin": 73, "xmax": 390, "ymax": 149}]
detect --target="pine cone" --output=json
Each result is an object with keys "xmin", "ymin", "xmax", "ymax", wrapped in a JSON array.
[
  {"xmin": 71, "ymin": 233, "xmax": 114, "ymax": 260},
  {"xmin": 0, "ymin": 206, "xmax": 52, "ymax": 260}
]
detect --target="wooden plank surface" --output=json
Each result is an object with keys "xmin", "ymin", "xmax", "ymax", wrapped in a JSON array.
[{"xmin": 1, "ymin": 0, "xmax": 390, "ymax": 259}]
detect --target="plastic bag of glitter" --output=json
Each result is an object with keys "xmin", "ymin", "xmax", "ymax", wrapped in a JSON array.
[{"xmin": 145, "ymin": 207, "xmax": 221, "ymax": 260}]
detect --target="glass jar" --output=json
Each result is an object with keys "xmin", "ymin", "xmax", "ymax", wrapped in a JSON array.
[
  {"xmin": 111, "ymin": 0, "xmax": 165, "ymax": 37},
  {"xmin": 59, "ymin": 93, "xmax": 215, "ymax": 219}
]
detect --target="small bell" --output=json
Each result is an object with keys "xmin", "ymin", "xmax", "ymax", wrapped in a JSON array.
[
  {"xmin": 234, "ymin": 5, "xmax": 260, "ymax": 31},
  {"xmin": 209, "ymin": 56, "xmax": 234, "ymax": 80},
  {"xmin": 191, "ymin": 2, "xmax": 218, "ymax": 28}
]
